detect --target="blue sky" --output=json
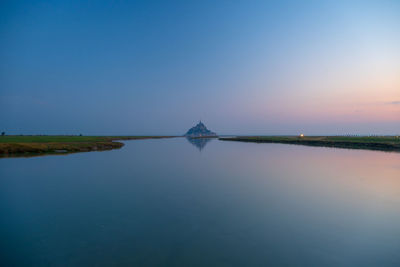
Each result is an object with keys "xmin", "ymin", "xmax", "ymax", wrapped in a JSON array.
[{"xmin": 1, "ymin": 0, "xmax": 399, "ymax": 135}]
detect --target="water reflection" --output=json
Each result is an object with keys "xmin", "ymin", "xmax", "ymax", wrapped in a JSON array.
[
  {"xmin": 186, "ymin": 137, "xmax": 214, "ymax": 151},
  {"xmin": 1, "ymin": 139, "xmax": 400, "ymax": 266}
]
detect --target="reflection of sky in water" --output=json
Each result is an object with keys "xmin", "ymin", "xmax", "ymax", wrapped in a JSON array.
[
  {"xmin": 185, "ymin": 137, "xmax": 213, "ymax": 151},
  {"xmin": 1, "ymin": 138, "xmax": 400, "ymax": 266}
]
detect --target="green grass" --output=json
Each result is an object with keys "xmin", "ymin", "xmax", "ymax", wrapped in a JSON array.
[
  {"xmin": 0, "ymin": 135, "xmax": 176, "ymax": 157},
  {"xmin": 317, "ymin": 136, "xmax": 400, "ymax": 143},
  {"xmin": 229, "ymin": 136, "xmax": 400, "ymax": 143},
  {"xmin": 219, "ymin": 136, "xmax": 400, "ymax": 152}
]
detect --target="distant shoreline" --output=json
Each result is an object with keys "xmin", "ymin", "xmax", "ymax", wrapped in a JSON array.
[
  {"xmin": 219, "ymin": 136, "xmax": 400, "ymax": 153},
  {"xmin": 0, "ymin": 136, "xmax": 176, "ymax": 158},
  {"xmin": 2, "ymin": 135, "xmax": 399, "ymax": 158}
]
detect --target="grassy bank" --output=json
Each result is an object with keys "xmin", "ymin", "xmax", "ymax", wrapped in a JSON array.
[
  {"xmin": 0, "ymin": 136, "xmax": 175, "ymax": 158},
  {"xmin": 219, "ymin": 136, "xmax": 400, "ymax": 152}
]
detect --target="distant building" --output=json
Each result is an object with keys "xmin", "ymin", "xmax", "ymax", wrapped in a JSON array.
[{"xmin": 184, "ymin": 121, "xmax": 217, "ymax": 137}]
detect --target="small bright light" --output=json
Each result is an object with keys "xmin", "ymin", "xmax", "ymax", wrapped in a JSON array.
[{"xmin": 300, "ymin": 134, "xmax": 304, "ymax": 137}]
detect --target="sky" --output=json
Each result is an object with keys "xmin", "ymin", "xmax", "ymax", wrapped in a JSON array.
[{"xmin": 1, "ymin": 0, "xmax": 399, "ymax": 135}]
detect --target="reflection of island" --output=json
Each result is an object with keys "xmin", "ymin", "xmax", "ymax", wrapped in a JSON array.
[
  {"xmin": 184, "ymin": 121, "xmax": 218, "ymax": 151},
  {"xmin": 186, "ymin": 137, "xmax": 213, "ymax": 151}
]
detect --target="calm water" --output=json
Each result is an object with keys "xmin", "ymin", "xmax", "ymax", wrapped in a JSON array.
[{"xmin": 1, "ymin": 138, "xmax": 400, "ymax": 266}]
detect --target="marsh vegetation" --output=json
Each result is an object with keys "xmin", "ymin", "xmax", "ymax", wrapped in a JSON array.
[{"xmin": 219, "ymin": 136, "xmax": 400, "ymax": 152}]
